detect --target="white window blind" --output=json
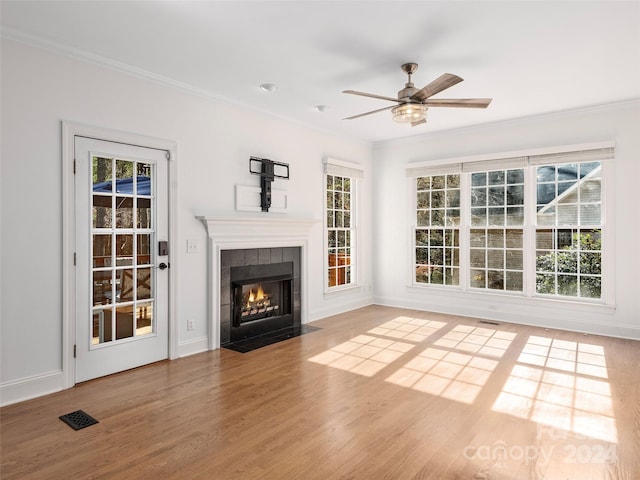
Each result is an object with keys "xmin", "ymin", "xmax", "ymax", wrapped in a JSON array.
[
  {"xmin": 324, "ymin": 157, "xmax": 364, "ymax": 179},
  {"xmin": 406, "ymin": 144, "xmax": 614, "ymax": 177},
  {"xmin": 406, "ymin": 163, "xmax": 461, "ymax": 178},
  {"xmin": 529, "ymin": 147, "xmax": 615, "ymax": 166},
  {"xmin": 462, "ymin": 157, "xmax": 528, "ymax": 173}
]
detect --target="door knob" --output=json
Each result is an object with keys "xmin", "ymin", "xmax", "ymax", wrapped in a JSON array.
[{"xmin": 158, "ymin": 262, "xmax": 169, "ymax": 270}]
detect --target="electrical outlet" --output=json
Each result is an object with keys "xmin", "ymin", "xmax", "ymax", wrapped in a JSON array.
[{"xmin": 187, "ymin": 319, "xmax": 195, "ymax": 331}]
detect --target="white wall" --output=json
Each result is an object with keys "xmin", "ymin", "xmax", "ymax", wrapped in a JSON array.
[
  {"xmin": 0, "ymin": 40, "xmax": 373, "ymax": 404},
  {"xmin": 373, "ymin": 100, "xmax": 640, "ymax": 339}
]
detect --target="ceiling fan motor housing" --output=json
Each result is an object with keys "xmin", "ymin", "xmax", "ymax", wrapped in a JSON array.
[
  {"xmin": 399, "ymin": 62, "xmax": 420, "ymax": 101},
  {"xmin": 398, "ymin": 85, "xmax": 419, "ymax": 101}
]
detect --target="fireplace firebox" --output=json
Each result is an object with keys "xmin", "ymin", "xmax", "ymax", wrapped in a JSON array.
[{"xmin": 230, "ymin": 261, "xmax": 294, "ymax": 342}]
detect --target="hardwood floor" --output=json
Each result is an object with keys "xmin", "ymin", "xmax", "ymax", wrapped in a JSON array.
[{"xmin": 2, "ymin": 305, "xmax": 639, "ymax": 479}]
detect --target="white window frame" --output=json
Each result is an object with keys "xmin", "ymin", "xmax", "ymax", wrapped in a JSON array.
[
  {"xmin": 323, "ymin": 157, "xmax": 363, "ymax": 294},
  {"xmin": 406, "ymin": 142, "xmax": 615, "ymax": 307}
]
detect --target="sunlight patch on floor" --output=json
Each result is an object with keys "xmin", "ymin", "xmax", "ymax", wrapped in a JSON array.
[
  {"xmin": 492, "ymin": 336, "xmax": 617, "ymax": 444},
  {"xmin": 308, "ymin": 334, "xmax": 415, "ymax": 377},
  {"xmin": 367, "ymin": 316, "xmax": 448, "ymax": 342},
  {"xmin": 386, "ymin": 347, "xmax": 499, "ymax": 404},
  {"xmin": 434, "ymin": 324, "xmax": 517, "ymax": 357},
  {"xmin": 308, "ymin": 316, "xmax": 450, "ymax": 377}
]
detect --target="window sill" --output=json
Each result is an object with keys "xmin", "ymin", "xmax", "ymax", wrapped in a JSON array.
[
  {"xmin": 324, "ymin": 284, "xmax": 361, "ymax": 298},
  {"xmin": 406, "ymin": 284, "xmax": 616, "ymax": 314}
]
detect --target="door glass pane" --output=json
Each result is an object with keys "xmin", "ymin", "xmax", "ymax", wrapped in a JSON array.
[
  {"xmin": 92, "ymin": 195, "xmax": 112, "ymax": 228},
  {"xmin": 115, "ymin": 305, "xmax": 134, "ymax": 340},
  {"xmin": 92, "ymin": 308, "xmax": 112, "ymax": 344},
  {"xmin": 137, "ymin": 268, "xmax": 152, "ymax": 300},
  {"xmin": 137, "ymin": 198, "xmax": 152, "ymax": 228},
  {"xmin": 93, "ymin": 156, "xmax": 112, "ymax": 186},
  {"xmin": 115, "ymin": 234, "xmax": 134, "ymax": 266},
  {"xmin": 93, "ymin": 271, "xmax": 113, "ymax": 306},
  {"xmin": 115, "ymin": 159, "xmax": 134, "ymax": 185},
  {"xmin": 115, "ymin": 197, "xmax": 134, "ymax": 228},
  {"xmin": 137, "ymin": 234, "xmax": 152, "ymax": 265},
  {"xmin": 136, "ymin": 302, "xmax": 154, "ymax": 335},
  {"xmin": 118, "ymin": 269, "xmax": 135, "ymax": 302},
  {"xmin": 93, "ymin": 234, "xmax": 112, "ymax": 268},
  {"xmin": 136, "ymin": 163, "xmax": 152, "ymax": 195}
]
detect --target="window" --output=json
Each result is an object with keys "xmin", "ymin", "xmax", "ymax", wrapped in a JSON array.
[
  {"xmin": 415, "ymin": 174, "xmax": 460, "ymax": 285},
  {"xmin": 326, "ymin": 174, "xmax": 353, "ymax": 287},
  {"xmin": 324, "ymin": 158, "xmax": 363, "ymax": 291},
  {"xmin": 469, "ymin": 169, "xmax": 524, "ymax": 292},
  {"xmin": 535, "ymin": 162, "xmax": 602, "ymax": 298},
  {"xmin": 410, "ymin": 145, "xmax": 612, "ymax": 304}
]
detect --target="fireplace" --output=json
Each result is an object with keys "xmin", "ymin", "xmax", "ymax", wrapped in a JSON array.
[
  {"xmin": 198, "ymin": 215, "xmax": 318, "ymax": 350},
  {"xmin": 218, "ymin": 247, "xmax": 301, "ymax": 346},
  {"xmin": 230, "ymin": 261, "xmax": 293, "ymax": 341}
]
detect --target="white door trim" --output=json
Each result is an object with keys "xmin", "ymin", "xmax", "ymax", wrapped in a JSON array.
[{"xmin": 62, "ymin": 121, "xmax": 178, "ymax": 389}]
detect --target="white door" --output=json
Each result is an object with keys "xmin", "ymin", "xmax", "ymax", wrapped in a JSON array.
[{"xmin": 75, "ymin": 137, "xmax": 169, "ymax": 382}]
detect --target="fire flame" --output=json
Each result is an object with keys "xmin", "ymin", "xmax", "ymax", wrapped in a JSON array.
[{"xmin": 246, "ymin": 284, "xmax": 264, "ymax": 308}]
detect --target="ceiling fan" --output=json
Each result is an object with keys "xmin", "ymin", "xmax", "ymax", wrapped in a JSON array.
[{"xmin": 343, "ymin": 63, "xmax": 492, "ymax": 127}]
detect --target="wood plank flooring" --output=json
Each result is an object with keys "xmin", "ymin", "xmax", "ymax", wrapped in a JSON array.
[{"xmin": 2, "ymin": 305, "xmax": 639, "ymax": 479}]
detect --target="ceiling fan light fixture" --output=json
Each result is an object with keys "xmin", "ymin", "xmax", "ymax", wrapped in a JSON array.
[{"xmin": 392, "ymin": 103, "xmax": 426, "ymax": 123}]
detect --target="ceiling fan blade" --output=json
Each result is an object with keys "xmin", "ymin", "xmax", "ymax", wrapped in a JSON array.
[
  {"xmin": 423, "ymin": 98, "xmax": 492, "ymax": 108},
  {"xmin": 411, "ymin": 119, "xmax": 427, "ymax": 127},
  {"xmin": 343, "ymin": 90, "xmax": 402, "ymax": 103},
  {"xmin": 343, "ymin": 104, "xmax": 397, "ymax": 120},
  {"xmin": 410, "ymin": 73, "xmax": 464, "ymax": 102}
]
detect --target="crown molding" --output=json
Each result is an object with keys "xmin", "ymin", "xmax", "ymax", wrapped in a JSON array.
[{"xmin": 1, "ymin": 28, "xmax": 368, "ymax": 145}]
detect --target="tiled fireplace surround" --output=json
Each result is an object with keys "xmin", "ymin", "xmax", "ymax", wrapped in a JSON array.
[
  {"xmin": 219, "ymin": 247, "xmax": 301, "ymax": 344},
  {"xmin": 198, "ymin": 215, "xmax": 318, "ymax": 349}
]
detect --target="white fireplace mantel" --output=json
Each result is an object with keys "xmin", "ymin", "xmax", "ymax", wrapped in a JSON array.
[
  {"xmin": 198, "ymin": 214, "xmax": 320, "ymax": 247},
  {"xmin": 197, "ymin": 214, "xmax": 320, "ymax": 349}
]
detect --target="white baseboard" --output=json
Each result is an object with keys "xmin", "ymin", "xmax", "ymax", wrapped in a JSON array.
[
  {"xmin": 308, "ymin": 298, "xmax": 374, "ymax": 323},
  {"xmin": 177, "ymin": 336, "xmax": 210, "ymax": 357},
  {"xmin": 0, "ymin": 370, "xmax": 64, "ymax": 407},
  {"xmin": 373, "ymin": 295, "xmax": 640, "ymax": 341}
]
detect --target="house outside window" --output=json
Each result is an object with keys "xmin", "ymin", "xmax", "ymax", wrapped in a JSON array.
[
  {"xmin": 410, "ymin": 145, "xmax": 612, "ymax": 304},
  {"xmin": 324, "ymin": 158, "xmax": 363, "ymax": 292}
]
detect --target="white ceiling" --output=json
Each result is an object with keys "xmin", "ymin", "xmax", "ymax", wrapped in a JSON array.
[{"xmin": 2, "ymin": 1, "xmax": 639, "ymax": 143}]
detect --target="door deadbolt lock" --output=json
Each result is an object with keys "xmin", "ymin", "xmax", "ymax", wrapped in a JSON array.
[{"xmin": 158, "ymin": 241, "xmax": 169, "ymax": 256}]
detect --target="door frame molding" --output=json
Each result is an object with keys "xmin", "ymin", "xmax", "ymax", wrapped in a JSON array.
[{"xmin": 62, "ymin": 121, "xmax": 178, "ymax": 388}]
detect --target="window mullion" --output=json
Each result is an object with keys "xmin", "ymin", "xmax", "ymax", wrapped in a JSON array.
[
  {"xmin": 601, "ymin": 160, "xmax": 614, "ymax": 305},
  {"xmin": 409, "ymin": 177, "xmax": 417, "ymax": 286},
  {"xmin": 523, "ymin": 164, "xmax": 537, "ymax": 298},
  {"xmin": 459, "ymin": 172, "xmax": 471, "ymax": 291}
]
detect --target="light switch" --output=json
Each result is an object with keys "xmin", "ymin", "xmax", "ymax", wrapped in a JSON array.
[{"xmin": 186, "ymin": 239, "xmax": 199, "ymax": 254}]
